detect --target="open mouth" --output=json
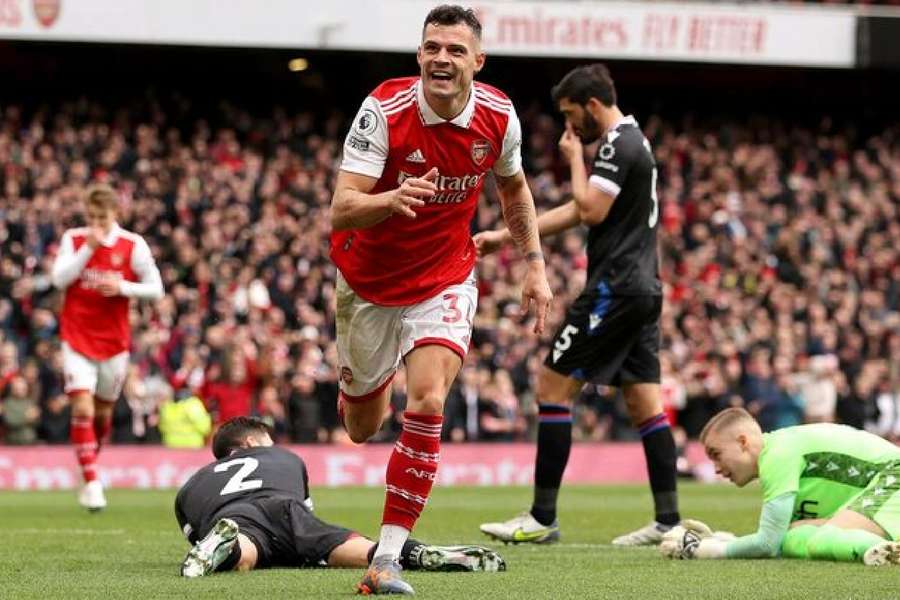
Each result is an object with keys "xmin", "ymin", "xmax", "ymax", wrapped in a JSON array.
[{"xmin": 431, "ymin": 71, "xmax": 453, "ymax": 82}]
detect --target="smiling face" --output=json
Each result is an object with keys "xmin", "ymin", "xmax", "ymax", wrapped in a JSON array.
[
  {"xmin": 704, "ymin": 428, "xmax": 759, "ymax": 487},
  {"xmin": 557, "ymin": 97, "xmax": 603, "ymax": 144},
  {"xmin": 417, "ymin": 22, "xmax": 484, "ymax": 105}
]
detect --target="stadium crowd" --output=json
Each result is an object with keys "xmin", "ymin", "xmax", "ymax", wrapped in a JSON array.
[{"xmin": 0, "ymin": 96, "xmax": 897, "ymax": 446}]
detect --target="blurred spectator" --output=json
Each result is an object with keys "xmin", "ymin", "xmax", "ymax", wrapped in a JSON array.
[
  {"xmin": 444, "ymin": 366, "xmax": 483, "ymax": 441},
  {"xmin": 39, "ymin": 394, "xmax": 71, "ymax": 444},
  {"xmin": 288, "ymin": 372, "xmax": 322, "ymax": 443},
  {"xmin": 2, "ymin": 375, "xmax": 40, "ymax": 444},
  {"xmin": 112, "ymin": 368, "xmax": 163, "ymax": 443},
  {"xmin": 257, "ymin": 383, "xmax": 287, "ymax": 440},
  {"xmin": 794, "ymin": 353, "xmax": 839, "ymax": 423},
  {"xmin": 0, "ymin": 94, "xmax": 896, "ymax": 444},
  {"xmin": 0, "ymin": 342, "xmax": 19, "ymax": 396},
  {"xmin": 872, "ymin": 385, "xmax": 900, "ymax": 442},
  {"xmin": 201, "ymin": 345, "xmax": 259, "ymax": 426},
  {"xmin": 478, "ymin": 370, "xmax": 526, "ymax": 441},
  {"xmin": 158, "ymin": 390, "xmax": 212, "ymax": 448}
]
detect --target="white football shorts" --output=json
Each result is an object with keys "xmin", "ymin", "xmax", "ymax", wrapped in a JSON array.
[
  {"xmin": 62, "ymin": 342, "xmax": 129, "ymax": 402},
  {"xmin": 335, "ymin": 269, "xmax": 477, "ymax": 401}
]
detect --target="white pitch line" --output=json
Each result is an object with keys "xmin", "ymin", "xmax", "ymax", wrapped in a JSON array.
[
  {"xmin": 4, "ymin": 528, "xmax": 126, "ymax": 535},
  {"xmin": 479, "ymin": 542, "xmax": 653, "ymax": 550}
]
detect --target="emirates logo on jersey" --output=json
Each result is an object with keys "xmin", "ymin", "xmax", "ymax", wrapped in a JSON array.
[
  {"xmin": 33, "ymin": 0, "xmax": 61, "ymax": 28},
  {"xmin": 110, "ymin": 253, "xmax": 124, "ymax": 267},
  {"xmin": 470, "ymin": 139, "xmax": 491, "ymax": 165},
  {"xmin": 398, "ymin": 170, "xmax": 484, "ymax": 205}
]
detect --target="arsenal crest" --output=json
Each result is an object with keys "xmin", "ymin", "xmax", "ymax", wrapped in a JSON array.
[
  {"xmin": 341, "ymin": 367, "xmax": 354, "ymax": 384},
  {"xmin": 110, "ymin": 253, "xmax": 124, "ymax": 267},
  {"xmin": 33, "ymin": 0, "xmax": 61, "ymax": 28},
  {"xmin": 471, "ymin": 139, "xmax": 491, "ymax": 166}
]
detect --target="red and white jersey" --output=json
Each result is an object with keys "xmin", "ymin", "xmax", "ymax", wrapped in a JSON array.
[
  {"xmin": 53, "ymin": 224, "xmax": 162, "ymax": 360},
  {"xmin": 332, "ymin": 76, "xmax": 522, "ymax": 306}
]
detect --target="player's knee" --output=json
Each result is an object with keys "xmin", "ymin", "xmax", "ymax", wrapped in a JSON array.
[
  {"xmin": 346, "ymin": 419, "xmax": 381, "ymax": 444},
  {"xmin": 347, "ymin": 427, "xmax": 376, "ymax": 444},
  {"xmin": 69, "ymin": 393, "xmax": 95, "ymax": 417},
  {"xmin": 94, "ymin": 402, "xmax": 114, "ymax": 420},
  {"xmin": 406, "ymin": 391, "xmax": 445, "ymax": 415},
  {"xmin": 624, "ymin": 390, "xmax": 662, "ymax": 423},
  {"xmin": 535, "ymin": 379, "xmax": 573, "ymax": 407}
]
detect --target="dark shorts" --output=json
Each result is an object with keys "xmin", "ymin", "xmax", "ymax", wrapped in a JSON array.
[
  {"xmin": 217, "ymin": 497, "xmax": 355, "ymax": 568},
  {"xmin": 544, "ymin": 290, "xmax": 661, "ymax": 386}
]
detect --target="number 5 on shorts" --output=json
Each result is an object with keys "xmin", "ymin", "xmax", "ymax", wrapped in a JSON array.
[{"xmin": 552, "ymin": 324, "xmax": 579, "ymax": 363}]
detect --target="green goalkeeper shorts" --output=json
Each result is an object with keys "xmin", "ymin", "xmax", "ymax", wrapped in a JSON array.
[{"xmin": 845, "ymin": 460, "xmax": 900, "ymax": 540}]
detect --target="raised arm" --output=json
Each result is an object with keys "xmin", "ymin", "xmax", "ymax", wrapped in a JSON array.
[
  {"xmin": 331, "ymin": 168, "xmax": 437, "ymax": 231},
  {"xmin": 560, "ymin": 123, "xmax": 617, "ymax": 226},
  {"xmin": 330, "ymin": 93, "xmax": 438, "ymax": 231},
  {"xmin": 51, "ymin": 230, "xmax": 95, "ymax": 290}
]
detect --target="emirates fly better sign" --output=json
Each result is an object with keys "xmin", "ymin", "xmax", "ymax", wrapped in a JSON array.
[{"xmin": 0, "ymin": 0, "xmax": 857, "ymax": 67}]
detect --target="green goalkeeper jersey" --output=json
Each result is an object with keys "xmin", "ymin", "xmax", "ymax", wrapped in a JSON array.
[{"xmin": 759, "ymin": 423, "xmax": 900, "ymax": 522}]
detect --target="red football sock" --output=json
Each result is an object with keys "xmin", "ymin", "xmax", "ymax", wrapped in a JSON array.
[
  {"xmin": 382, "ymin": 412, "xmax": 442, "ymax": 531},
  {"xmin": 94, "ymin": 414, "xmax": 112, "ymax": 454},
  {"xmin": 71, "ymin": 416, "xmax": 99, "ymax": 483}
]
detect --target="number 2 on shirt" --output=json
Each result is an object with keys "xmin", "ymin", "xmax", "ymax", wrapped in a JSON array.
[{"xmin": 215, "ymin": 457, "xmax": 263, "ymax": 496}]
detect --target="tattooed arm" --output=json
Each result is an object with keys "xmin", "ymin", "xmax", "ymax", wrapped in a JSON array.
[
  {"xmin": 494, "ymin": 171, "xmax": 553, "ymax": 334},
  {"xmin": 495, "ymin": 171, "xmax": 544, "ymax": 263}
]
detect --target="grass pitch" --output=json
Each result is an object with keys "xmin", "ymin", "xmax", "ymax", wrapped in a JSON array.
[{"xmin": 0, "ymin": 484, "xmax": 894, "ymax": 599}]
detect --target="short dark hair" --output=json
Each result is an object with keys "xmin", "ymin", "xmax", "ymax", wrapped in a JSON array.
[
  {"xmin": 423, "ymin": 4, "xmax": 482, "ymax": 41},
  {"xmin": 212, "ymin": 416, "xmax": 273, "ymax": 459},
  {"xmin": 551, "ymin": 63, "xmax": 617, "ymax": 108}
]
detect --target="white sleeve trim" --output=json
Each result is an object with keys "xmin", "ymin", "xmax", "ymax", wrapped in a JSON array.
[
  {"xmin": 588, "ymin": 174, "xmax": 621, "ymax": 198},
  {"xmin": 339, "ymin": 163, "xmax": 385, "ymax": 180},
  {"xmin": 340, "ymin": 95, "xmax": 389, "ymax": 181},
  {"xmin": 492, "ymin": 103, "xmax": 522, "ymax": 178},
  {"xmin": 121, "ymin": 236, "xmax": 164, "ymax": 300}
]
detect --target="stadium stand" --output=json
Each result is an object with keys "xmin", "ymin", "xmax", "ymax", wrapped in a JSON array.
[{"xmin": 1, "ymin": 87, "xmax": 896, "ymax": 445}]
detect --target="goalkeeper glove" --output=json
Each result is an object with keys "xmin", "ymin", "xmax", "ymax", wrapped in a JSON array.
[{"xmin": 660, "ymin": 520, "xmax": 736, "ymax": 560}]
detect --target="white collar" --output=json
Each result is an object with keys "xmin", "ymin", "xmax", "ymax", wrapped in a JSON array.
[
  {"xmin": 416, "ymin": 79, "xmax": 476, "ymax": 128},
  {"xmin": 100, "ymin": 223, "xmax": 121, "ymax": 247},
  {"xmin": 608, "ymin": 114, "xmax": 637, "ymax": 133}
]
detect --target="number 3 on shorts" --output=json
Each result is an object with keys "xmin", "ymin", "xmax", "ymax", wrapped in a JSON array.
[{"xmin": 442, "ymin": 293, "xmax": 462, "ymax": 323}]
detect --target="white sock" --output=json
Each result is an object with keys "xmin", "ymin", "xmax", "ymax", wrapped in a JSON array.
[{"xmin": 373, "ymin": 524, "xmax": 410, "ymax": 561}]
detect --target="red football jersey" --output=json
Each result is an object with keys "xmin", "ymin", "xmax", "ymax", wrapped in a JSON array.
[
  {"xmin": 56, "ymin": 226, "xmax": 154, "ymax": 359},
  {"xmin": 332, "ymin": 77, "xmax": 523, "ymax": 306}
]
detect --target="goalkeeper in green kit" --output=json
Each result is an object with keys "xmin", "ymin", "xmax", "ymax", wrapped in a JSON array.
[{"xmin": 660, "ymin": 408, "xmax": 900, "ymax": 566}]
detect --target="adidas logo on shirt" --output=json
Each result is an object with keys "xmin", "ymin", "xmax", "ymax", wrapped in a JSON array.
[{"xmin": 405, "ymin": 149, "xmax": 426, "ymax": 163}]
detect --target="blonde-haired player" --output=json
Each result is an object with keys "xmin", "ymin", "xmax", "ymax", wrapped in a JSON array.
[
  {"xmin": 660, "ymin": 408, "xmax": 900, "ymax": 565},
  {"xmin": 52, "ymin": 183, "xmax": 164, "ymax": 510}
]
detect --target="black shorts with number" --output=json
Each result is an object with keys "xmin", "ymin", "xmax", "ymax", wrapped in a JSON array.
[
  {"xmin": 215, "ymin": 496, "xmax": 355, "ymax": 568},
  {"xmin": 544, "ymin": 285, "xmax": 661, "ymax": 386}
]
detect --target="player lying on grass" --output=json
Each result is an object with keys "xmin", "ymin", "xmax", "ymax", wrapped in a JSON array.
[
  {"xmin": 176, "ymin": 417, "xmax": 506, "ymax": 579},
  {"xmin": 659, "ymin": 408, "xmax": 900, "ymax": 566}
]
